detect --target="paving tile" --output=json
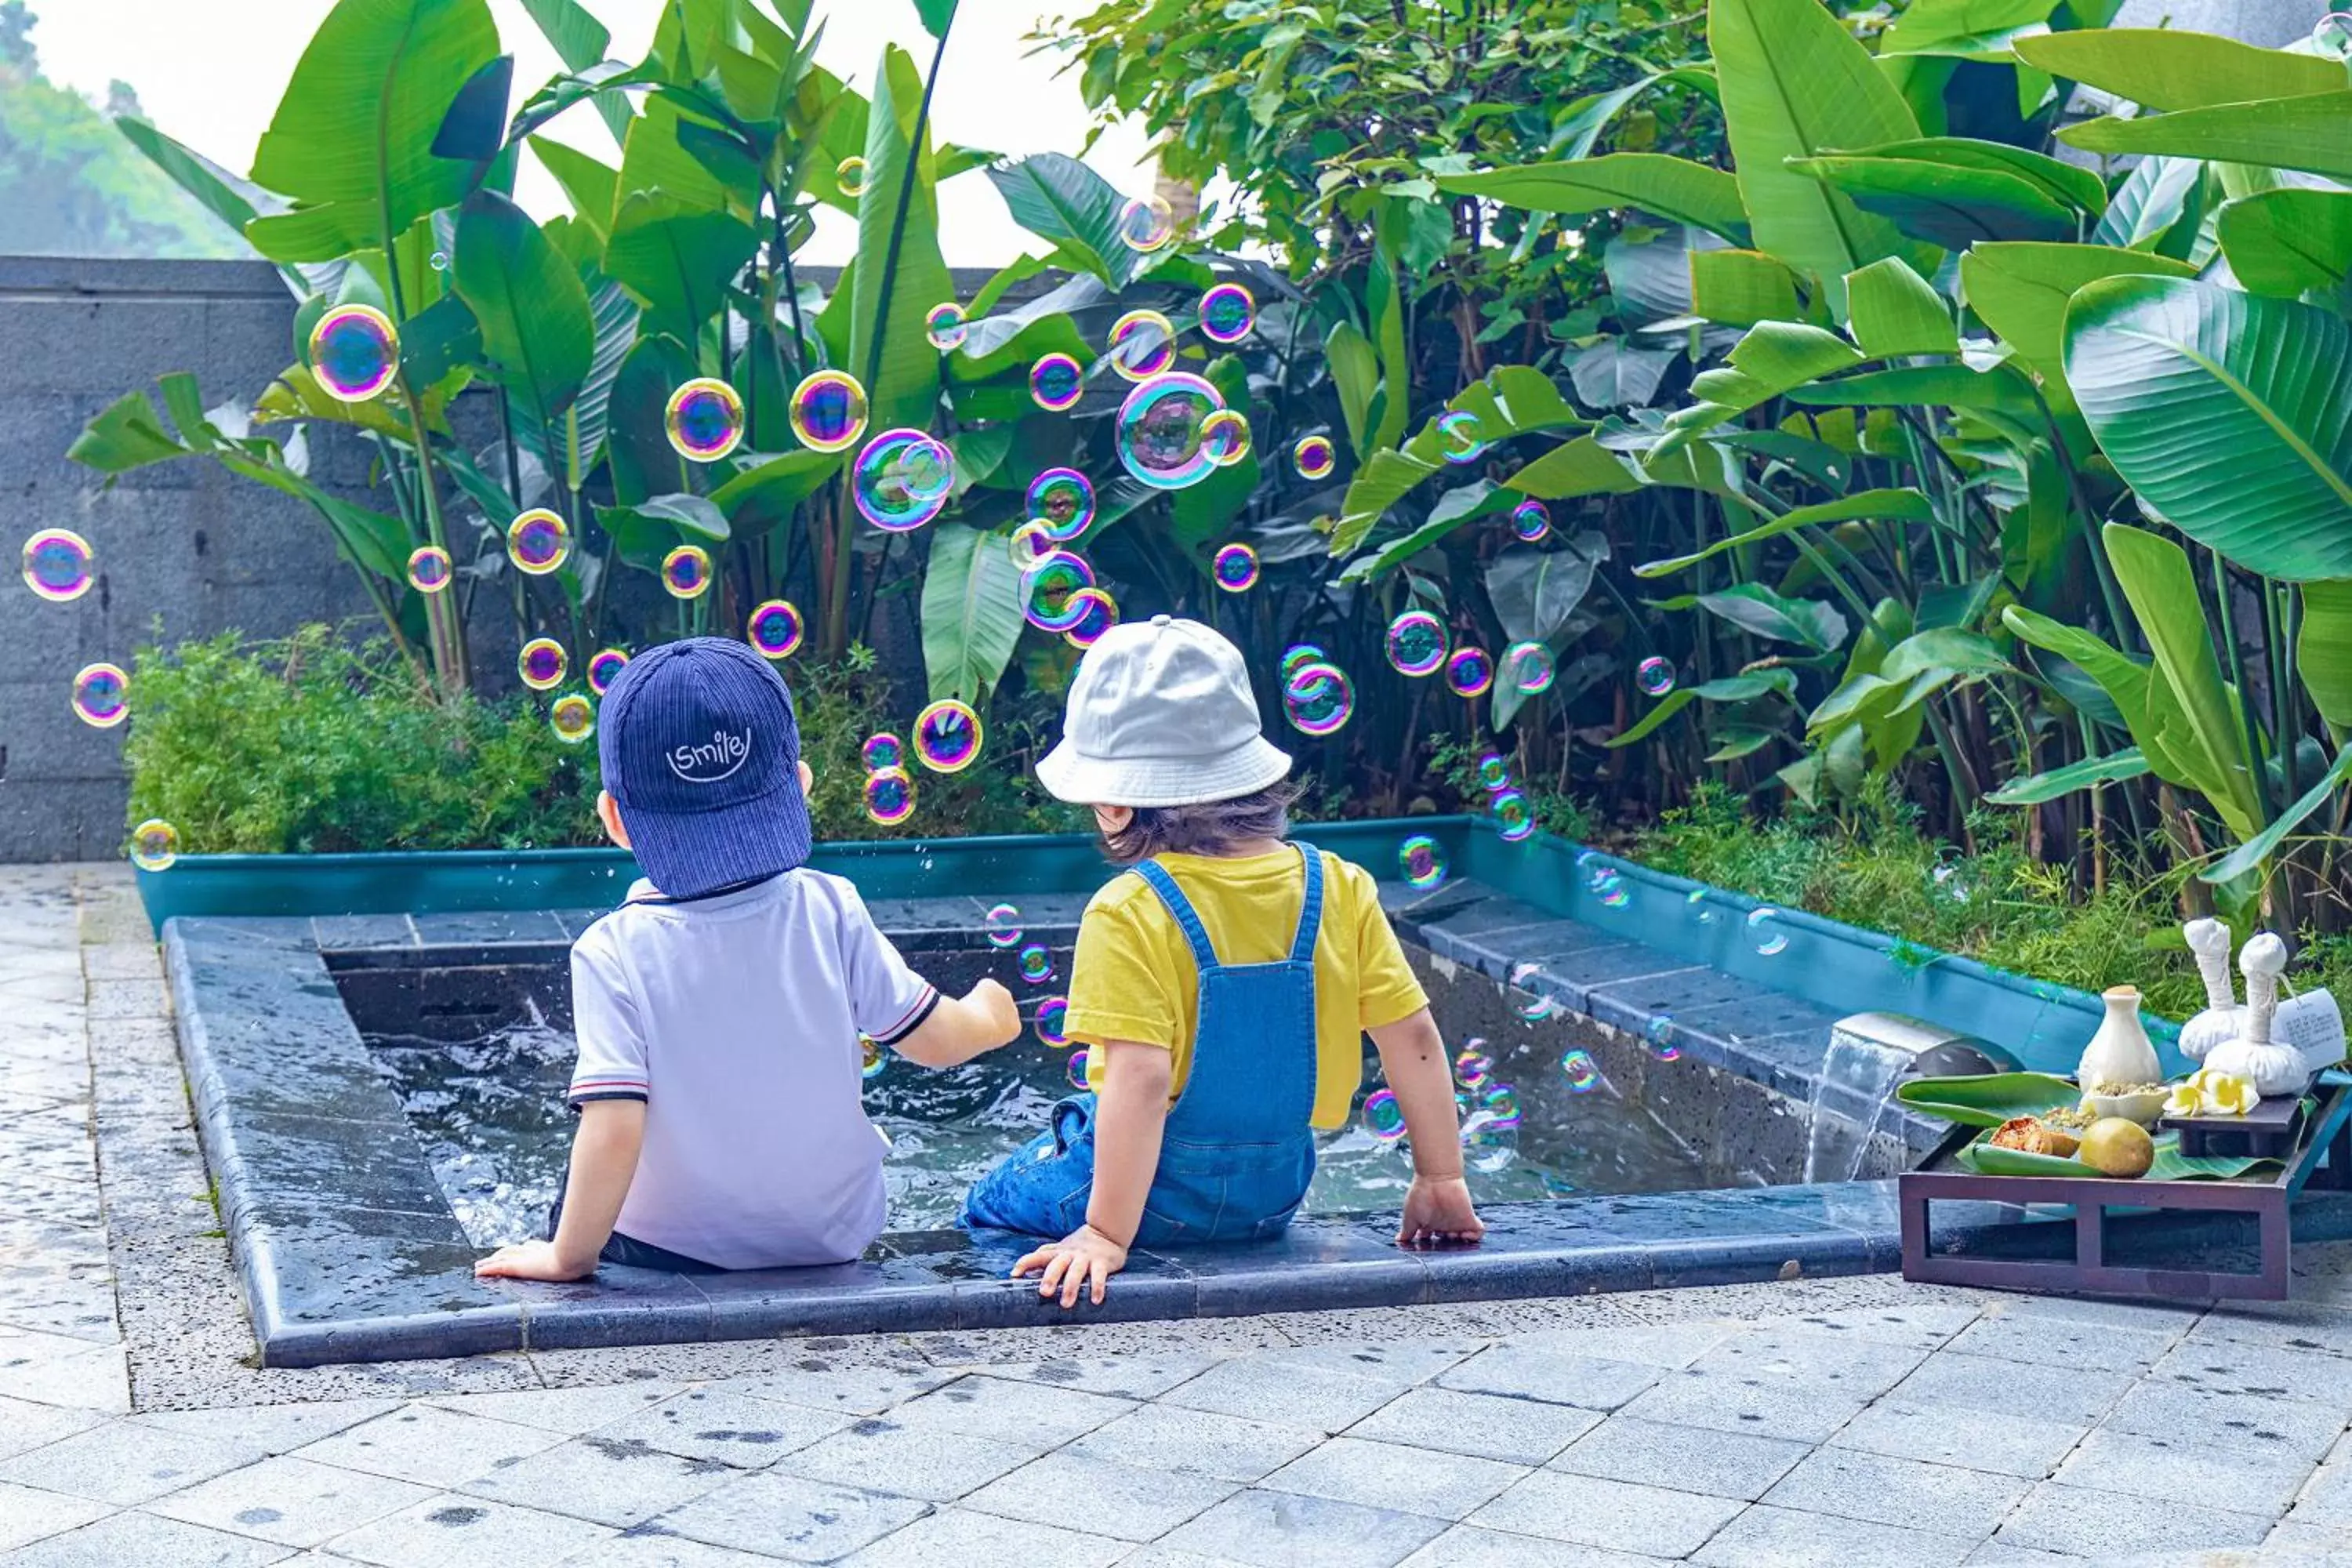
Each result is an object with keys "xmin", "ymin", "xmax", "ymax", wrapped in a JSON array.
[
  {"xmin": 0, "ymin": 1479, "xmax": 109, "ymax": 1552},
  {"xmin": 2151, "ymin": 1338, "xmax": 2352, "ymax": 1407},
  {"xmin": 2053, "ymin": 1425, "xmax": 2311, "ymax": 1515},
  {"xmin": 2103, "ymin": 1377, "xmax": 2350, "ymax": 1462},
  {"xmin": 1471, "ymin": 1468, "xmax": 1743, "ymax": 1557},
  {"xmin": 1763, "ymin": 1446, "xmax": 2027, "ymax": 1538},
  {"xmin": 151, "ymin": 1455, "xmax": 433, "ymax": 1548},
  {"xmin": 1962, "ymin": 1545, "xmax": 2085, "ymax": 1566},
  {"xmin": 0, "ymin": 1509, "xmax": 296, "ymax": 1567},
  {"xmin": 887, "ymin": 1372, "xmax": 1134, "ymax": 1446},
  {"xmin": 453, "ymin": 1436, "xmax": 734, "ymax": 1527},
  {"xmin": 1504, "ymin": 1319, "xmax": 1737, "ymax": 1369},
  {"xmin": 969, "ymin": 1352, "xmax": 1218, "ymax": 1400},
  {"xmin": 550, "ymin": 1534, "xmax": 780, "ymax": 1566},
  {"xmin": 1347, "ymin": 1387, "xmax": 1602, "ymax": 1466},
  {"xmin": 2292, "ymin": 1453, "xmax": 2352, "ymax": 1526},
  {"xmin": 1399, "ymin": 1523, "xmax": 1668, "ymax": 1567},
  {"xmin": 290, "ymin": 1406, "xmax": 566, "ymax": 1490},
  {"xmin": 1992, "ymin": 1482, "xmax": 2273, "ymax": 1557},
  {"xmin": 1262, "ymin": 1436, "xmax": 1527, "ymax": 1522},
  {"xmin": 426, "ymin": 1383, "xmax": 680, "ymax": 1434},
  {"xmin": 834, "ymin": 1504, "xmax": 1129, "ymax": 1567},
  {"xmin": 1688, "ymin": 1326, "xmax": 1929, "ymax": 1399},
  {"xmin": 2190, "ymin": 1301, "xmax": 2352, "ymax": 1354},
  {"xmin": 0, "ymin": 1417, "xmax": 263, "ymax": 1507},
  {"xmin": 771, "ymin": 1413, "xmax": 1038, "ymax": 1501},
  {"xmin": 134, "ymin": 1399, "xmax": 403, "ymax": 1456},
  {"xmin": 1066, "ymin": 1401, "xmax": 1321, "ymax": 1484},
  {"xmin": 1162, "ymin": 1356, "xmax": 1408, "ymax": 1435},
  {"xmin": 0, "ymin": 1395, "xmax": 103, "ymax": 1463},
  {"xmin": 1552, "ymin": 1413, "xmax": 1812, "ymax": 1501},
  {"xmin": 579, "ymin": 1388, "xmax": 847, "ymax": 1470},
  {"xmin": 2267, "ymin": 1519, "xmax": 2352, "ymax": 1558},
  {"xmin": 1829, "ymin": 1400, "xmax": 2088, "ymax": 1479},
  {"xmin": 1617, "ymin": 1365, "xmax": 1868, "ymax": 1444},
  {"xmin": 963, "ymin": 1449, "xmax": 1235, "ymax": 1540},
  {"xmin": 325, "ymin": 1494, "xmax": 615, "ymax": 1568},
  {"xmin": 1754, "ymin": 1302, "xmax": 1986, "ymax": 1351},
  {"xmin": 1884, "ymin": 1352, "xmax": 2134, "ymax": 1428},
  {"xmin": 0, "ymin": 1333, "xmax": 126, "ymax": 1412},
  {"xmin": 652, "ymin": 1469, "xmax": 929, "ymax": 1562},
  {"xmin": 716, "ymin": 1360, "xmax": 960, "ymax": 1417},
  {"xmin": 1118, "ymin": 1549, "xmax": 1261, "ymax": 1568},
  {"xmin": 1694, "ymin": 1504, "xmax": 1975, "ymax": 1568},
  {"xmin": 1158, "ymin": 1489, "xmax": 1447, "ymax": 1568},
  {"xmin": 1434, "ymin": 1345, "xmax": 1662, "ymax": 1411},
  {"xmin": 1260, "ymin": 1339, "xmax": 1483, "ymax": 1387},
  {"xmin": 1943, "ymin": 1312, "xmax": 2177, "ymax": 1374}
]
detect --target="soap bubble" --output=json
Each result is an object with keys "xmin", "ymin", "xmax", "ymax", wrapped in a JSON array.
[
  {"xmin": 1591, "ymin": 867, "xmax": 1628, "ymax": 909},
  {"xmin": 1026, "ymin": 467, "xmax": 1096, "ymax": 540},
  {"xmin": 985, "ymin": 904, "xmax": 1023, "ymax": 947},
  {"xmin": 1748, "ymin": 906, "xmax": 1789, "ymax": 956},
  {"xmin": 913, "ymin": 698, "xmax": 982, "ymax": 772},
  {"xmin": 1021, "ymin": 550, "xmax": 1097, "ymax": 633},
  {"xmin": 1007, "ymin": 521, "xmax": 1058, "ymax": 569},
  {"xmin": 1212, "ymin": 543, "xmax": 1259, "ymax": 592},
  {"xmin": 1504, "ymin": 641, "xmax": 1555, "ymax": 695},
  {"xmin": 862, "ymin": 1034, "xmax": 886, "ymax": 1079},
  {"xmin": 1117, "ymin": 193, "xmax": 1175, "ymax": 252},
  {"xmin": 1931, "ymin": 854, "xmax": 1971, "ymax": 904},
  {"xmin": 309, "ymin": 303, "xmax": 399, "ymax": 402},
  {"xmin": 1445, "ymin": 646, "xmax": 1494, "ymax": 698},
  {"xmin": 1018, "ymin": 944, "xmax": 1054, "ymax": 984},
  {"xmin": 518, "ymin": 637, "xmax": 568, "ymax": 691},
  {"xmin": 661, "ymin": 544, "xmax": 712, "ymax": 599},
  {"xmin": 1477, "ymin": 751, "xmax": 1511, "ymax": 793},
  {"xmin": 1198, "ymin": 281, "xmax": 1256, "ymax": 343},
  {"xmin": 506, "ymin": 508, "xmax": 569, "ymax": 575},
  {"xmin": 1293, "ymin": 434, "xmax": 1337, "ymax": 481},
  {"xmin": 1116, "ymin": 372, "xmax": 1224, "ymax": 489},
  {"xmin": 836, "ymin": 155, "xmax": 869, "ymax": 197},
  {"xmin": 1482, "ymin": 1083, "xmax": 1523, "ymax": 1131},
  {"xmin": 852, "ymin": 429, "xmax": 955, "ymax": 532},
  {"xmin": 1061, "ymin": 587, "xmax": 1118, "ymax": 648},
  {"xmin": 1283, "ymin": 661, "xmax": 1356, "ymax": 736},
  {"xmin": 1384, "ymin": 610, "xmax": 1448, "ymax": 677},
  {"xmin": 1645, "ymin": 1014, "xmax": 1681, "ymax": 1062},
  {"xmin": 1436, "ymin": 409, "xmax": 1485, "ymax": 464},
  {"xmin": 20, "ymin": 528, "xmax": 92, "ymax": 601},
  {"xmin": 1029, "ymin": 352, "xmax": 1084, "ymax": 412},
  {"xmin": 1454, "ymin": 1047, "xmax": 1492, "ymax": 1089},
  {"xmin": 1494, "ymin": 789, "xmax": 1534, "ymax": 842},
  {"xmin": 1037, "ymin": 996, "xmax": 1072, "ymax": 1048},
  {"xmin": 665, "ymin": 377, "xmax": 745, "ymax": 462},
  {"xmin": 129, "ymin": 818, "xmax": 178, "ymax": 872},
  {"xmin": 1362, "ymin": 1087, "xmax": 1406, "ymax": 1140},
  {"xmin": 864, "ymin": 766, "xmax": 916, "ymax": 826},
  {"xmin": 2314, "ymin": 10, "xmax": 2352, "ymax": 54},
  {"xmin": 1108, "ymin": 309, "xmax": 1178, "ymax": 381},
  {"xmin": 862, "ymin": 733, "xmax": 905, "ymax": 772},
  {"xmin": 1065, "ymin": 1046, "xmax": 1091, "ymax": 1087},
  {"xmin": 1399, "ymin": 834, "xmax": 1447, "ymax": 891},
  {"xmin": 1509, "ymin": 499, "xmax": 1551, "ymax": 543},
  {"xmin": 747, "ymin": 600, "xmax": 804, "ymax": 658},
  {"xmin": 924, "ymin": 301, "xmax": 968, "ymax": 350},
  {"xmin": 1511, "ymin": 962, "xmax": 1559, "ymax": 1022},
  {"xmin": 428, "ymin": 249, "xmax": 449, "ymax": 271},
  {"xmin": 406, "ymin": 545, "xmax": 453, "ymax": 593},
  {"xmin": 789, "ymin": 369, "xmax": 869, "ymax": 453},
  {"xmin": 1199, "ymin": 408, "xmax": 1251, "ymax": 467},
  {"xmin": 550, "ymin": 694, "xmax": 595, "ymax": 744},
  {"xmin": 1635, "ymin": 656, "xmax": 1677, "ymax": 697},
  {"xmin": 71, "ymin": 662, "xmax": 128, "ymax": 728},
  {"xmin": 1561, "ymin": 1050, "xmax": 1601, "ymax": 1092},
  {"xmin": 1279, "ymin": 644, "xmax": 1327, "ymax": 681},
  {"xmin": 587, "ymin": 648, "xmax": 630, "ymax": 695},
  {"xmin": 1686, "ymin": 887, "xmax": 1715, "ymax": 924}
]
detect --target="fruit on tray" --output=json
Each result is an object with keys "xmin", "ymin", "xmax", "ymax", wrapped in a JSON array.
[
  {"xmin": 2078, "ymin": 1117, "xmax": 2155, "ymax": 1178},
  {"xmin": 2164, "ymin": 1067, "xmax": 2259, "ymax": 1119},
  {"xmin": 1990, "ymin": 1116, "xmax": 2078, "ymax": 1156}
]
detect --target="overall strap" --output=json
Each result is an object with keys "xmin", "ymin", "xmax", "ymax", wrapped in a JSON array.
[
  {"xmin": 1131, "ymin": 858, "xmax": 1220, "ymax": 970},
  {"xmin": 1289, "ymin": 842, "xmax": 1326, "ymax": 964}
]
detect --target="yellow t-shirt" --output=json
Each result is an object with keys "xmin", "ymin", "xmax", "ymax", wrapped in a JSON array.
[{"xmin": 1062, "ymin": 846, "xmax": 1430, "ymax": 1129}]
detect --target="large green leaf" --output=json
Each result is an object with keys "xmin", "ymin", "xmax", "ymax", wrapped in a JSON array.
[
  {"xmin": 1606, "ymin": 667, "xmax": 1797, "ymax": 748},
  {"xmin": 2090, "ymin": 155, "xmax": 2204, "ymax": 251},
  {"xmin": 1955, "ymin": 1133, "xmax": 2276, "ymax": 1181},
  {"xmin": 851, "ymin": 44, "xmax": 953, "ymax": 432},
  {"xmin": 1487, "ymin": 535, "xmax": 1611, "ymax": 644},
  {"xmin": 531, "ymin": 139, "xmax": 619, "ymax": 239},
  {"xmin": 985, "ymin": 153, "xmax": 1134, "ymax": 289},
  {"xmin": 1566, "ymin": 339, "xmax": 1683, "ymax": 408},
  {"xmin": 1334, "ymin": 487, "xmax": 1514, "ymax": 586},
  {"xmin": 1663, "ymin": 321, "xmax": 1864, "ymax": 446},
  {"xmin": 1788, "ymin": 154, "xmax": 2078, "ymax": 249},
  {"xmin": 1366, "ymin": 228, "xmax": 1410, "ymax": 452},
  {"xmin": 1708, "ymin": 0, "xmax": 1919, "ymax": 304},
  {"xmin": 1984, "ymin": 747, "xmax": 2152, "ymax": 806},
  {"xmin": 2202, "ymin": 747, "xmax": 2352, "ymax": 885},
  {"xmin": 67, "ymin": 390, "xmax": 194, "ymax": 474},
  {"xmin": 2103, "ymin": 522, "xmax": 2263, "ymax": 839},
  {"xmin": 2302, "ymin": 579, "xmax": 2352, "ymax": 728},
  {"xmin": 2218, "ymin": 189, "xmax": 2352, "ymax": 299},
  {"xmin": 597, "ymin": 492, "xmax": 728, "ymax": 572},
  {"xmin": 2013, "ymin": 29, "xmax": 2346, "ymax": 111},
  {"xmin": 1960, "ymin": 242, "xmax": 2198, "ymax": 406},
  {"xmin": 1896, "ymin": 1071, "xmax": 2078, "ymax": 1127},
  {"xmin": 710, "ymin": 451, "xmax": 842, "ymax": 537},
  {"xmin": 1879, "ymin": 0, "xmax": 2060, "ymax": 60},
  {"xmin": 1636, "ymin": 488, "xmax": 1933, "ymax": 576},
  {"xmin": 1691, "ymin": 583, "xmax": 1848, "ymax": 649},
  {"xmin": 449, "ymin": 191, "xmax": 593, "ymax": 438},
  {"xmin": 603, "ymin": 192, "xmax": 757, "ymax": 345},
  {"xmin": 1436, "ymin": 155, "xmax": 1752, "ymax": 246},
  {"xmin": 1504, "ymin": 436, "xmax": 1647, "ymax": 500},
  {"xmin": 1787, "ymin": 363, "xmax": 2041, "ymax": 417},
  {"xmin": 1844, "ymin": 256, "xmax": 1957, "ymax": 357},
  {"xmin": 920, "ymin": 523, "xmax": 1024, "ymax": 704},
  {"xmin": 2002, "ymin": 604, "xmax": 2157, "ymax": 739},
  {"xmin": 2060, "ymin": 93, "xmax": 2352, "ymax": 181},
  {"xmin": 514, "ymin": 0, "xmax": 630, "ymax": 145},
  {"xmin": 2064, "ymin": 277, "xmax": 2352, "ymax": 581},
  {"xmin": 1171, "ymin": 356, "xmax": 1262, "ymax": 549},
  {"xmin": 1689, "ymin": 249, "xmax": 1805, "ymax": 326},
  {"xmin": 604, "ymin": 334, "xmax": 695, "ymax": 505},
  {"xmin": 1332, "ymin": 368, "xmax": 1585, "ymax": 553},
  {"xmin": 114, "ymin": 116, "xmax": 278, "ymax": 245}
]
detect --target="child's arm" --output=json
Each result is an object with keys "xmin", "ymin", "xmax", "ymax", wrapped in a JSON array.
[
  {"xmin": 1370, "ymin": 1007, "xmax": 1485, "ymax": 1248},
  {"xmin": 475, "ymin": 1099, "xmax": 644, "ymax": 1281},
  {"xmin": 1012, "ymin": 1038, "xmax": 1171, "ymax": 1307},
  {"xmin": 895, "ymin": 977, "xmax": 1021, "ymax": 1067}
]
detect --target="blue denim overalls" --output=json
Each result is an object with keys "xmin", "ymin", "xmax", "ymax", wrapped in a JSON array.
[{"xmin": 960, "ymin": 844, "xmax": 1324, "ymax": 1244}]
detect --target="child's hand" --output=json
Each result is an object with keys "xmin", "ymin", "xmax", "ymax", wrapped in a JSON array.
[
  {"xmin": 1397, "ymin": 1174, "xmax": 1485, "ymax": 1250},
  {"xmin": 474, "ymin": 1240, "xmax": 597, "ymax": 1282},
  {"xmin": 1011, "ymin": 1224, "xmax": 1128, "ymax": 1307},
  {"xmin": 967, "ymin": 977, "xmax": 1021, "ymax": 1048}
]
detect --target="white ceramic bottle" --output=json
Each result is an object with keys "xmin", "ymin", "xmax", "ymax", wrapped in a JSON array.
[
  {"xmin": 2205, "ymin": 935, "xmax": 2311, "ymax": 1098},
  {"xmin": 2077, "ymin": 985, "xmax": 2162, "ymax": 1091},
  {"xmin": 2177, "ymin": 918, "xmax": 2243, "ymax": 1064}
]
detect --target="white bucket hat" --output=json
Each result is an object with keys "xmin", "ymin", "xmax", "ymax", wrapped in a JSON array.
[{"xmin": 1036, "ymin": 615, "xmax": 1294, "ymax": 807}]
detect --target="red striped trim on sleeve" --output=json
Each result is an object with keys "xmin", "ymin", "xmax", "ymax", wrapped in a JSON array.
[
  {"xmin": 568, "ymin": 1077, "xmax": 649, "ymax": 1093},
  {"xmin": 868, "ymin": 985, "xmax": 941, "ymax": 1045}
]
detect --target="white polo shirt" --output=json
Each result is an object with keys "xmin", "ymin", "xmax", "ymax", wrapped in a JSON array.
[{"xmin": 567, "ymin": 869, "xmax": 938, "ymax": 1269}]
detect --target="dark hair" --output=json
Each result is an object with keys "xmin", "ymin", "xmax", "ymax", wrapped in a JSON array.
[{"xmin": 1099, "ymin": 780, "xmax": 1301, "ymax": 866}]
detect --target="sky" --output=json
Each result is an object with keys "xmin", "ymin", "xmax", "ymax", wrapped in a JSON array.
[{"xmin": 29, "ymin": 0, "xmax": 1157, "ymax": 264}]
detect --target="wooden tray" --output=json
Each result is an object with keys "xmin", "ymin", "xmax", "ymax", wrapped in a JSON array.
[{"xmin": 2159, "ymin": 1091, "xmax": 2308, "ymax": 1160}]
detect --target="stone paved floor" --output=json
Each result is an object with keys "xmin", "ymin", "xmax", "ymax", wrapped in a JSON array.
[{"xmin": 11, "ymin": 866, "xmax": 2352, "ymax": 1566}]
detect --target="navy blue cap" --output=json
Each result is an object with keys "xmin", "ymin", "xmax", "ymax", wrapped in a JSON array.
[{"xmin": 597, "ymin": 637, "xmax": 810, "ymax": 898}]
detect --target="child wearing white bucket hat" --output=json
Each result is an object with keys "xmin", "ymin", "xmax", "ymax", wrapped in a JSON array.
[{"xmin": 962, "ymin": 615, "xmax": 1482, "ymax": 1306}]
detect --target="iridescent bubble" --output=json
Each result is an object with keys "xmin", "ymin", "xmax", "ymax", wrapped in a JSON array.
[
  {"xmin": 1561, "ymin": 1049, "xmax": 1602, "ymax": 1093},
  {"xmin": 1021, "ymin": 550, "xmax": 1097, "ymax": 633},
  {"xmin": 1504, "ymin": 641, "xmax": 1555, "ymax": 695},
  {"xmin": 506, "ymin": 509, "xmax": 569, "ymax": 575},
  {"xmin": 862, "ymin": 732, "xmax": 905, "ymax": 773},
  {"xmin": 665, "ymin": 378, "xmax": 746, "ymax": 462},
  {"xmin": 1037, "ymin": 995, "xmax": 1072, "ymax": 1048},
  {"xmin": 1511, "ymin": 961, "xmax": 1557, "ymax": 1023},
  {"xmin": 1445, "ymin": 646, "xmax": 1494, "ymax": 698},
  {"xmin": 852, "ymin": 428, "xmax": 955, "ymax": 532},
  {"xmin": 1026, "ymin": 468, "xmax": 1096, "ymax": 540},
  {"xmin": 1198, "ymin": 281, "xmax": 1256, "ymax": 343},
  {"xmin": 1510, "ymin": 499, "xmax": 1551, "ymax": 543},
  {"xmin": 1117, "ymin": 193, "xmax": 1176, "ymax": 252},
  {"xmin": 1008, "ymin": 520, "xmax": 1058, "ymax": 568},
  {"xmin": 747, "ymin": 599, "xmax": 804, "ymax": 658},
  {"xmin": 1931, "ymin": 855, "xmax": 1971, "ymax": 904},
  {"xmin": 789, "ymin": 369, "xmax": 869, "ymax": 453},
  {"xmin": 1399, "ymin": 834, "xmax": 1447, "ymax": 892},
  {"xmin": 864, "ymin": 766, "xmax": 916, "ymax": 826},
  {"xmin": 1454, "ymin": 1047, "xmax": 1492, "ymax": 1089},
  {"xmin": 1645, "ymin": 1014, "xmax": 1681, "ymax": 1062},
  {"xmin": 428, "ymin": 249, "xmax": 449, "ymax": 271},
  {"xmin": 1477, "ymin": 751, "xmax": 1511, "ymax": 793},
  {"xmin": 1060, "ymin": 587, "xmax": 1118, "ymax": 649},
  {"xmin": 1483, "ymin": 1083, "xmax": 1523, "ymax": 1131},
  {"xmin": 406, "ymin": 545, "xmax": 452, "ymax": 593},
  {"xmin": 550, "ymin": 694, "xmax": 595, "ymax": 744},
  {"xmin": 1212, "ymin": 543, "xmax": 1259, "ymax": 592},
  {"xmin": 129, "ymin": 818, "xmax": 178, "ymax": 873},
  {"xmin": 309, "ymin": 303, "xmax": 399, "ymax": 402},
  {"xmin": 587, "ymin": 648, "xmax": 630, "ymax": 695},
  {"xmin": 1494, "ymin": 789, "xmax": 1534, "ymax": 842},
  {"xmin": 837, "ymin": 155, "xmax": 869, "ymax": 197},
  {"xmin": 518, "ymin": 637, "xmax": 568, "ymax": 691},
  {"xmin": 924, "ymin": 300, "xmax": 969, "ymax": 351},
  {"xmin": 1636, "ymin": 656, "xmax": 1678, "ymax": 697},
  {"xmin": 1592, "ymin": 868, "xmax": 1629, "ymax": 909},
  {"xmin": 1686, "ymin": 887, "xmax": 1715, "ymax": 924},
  {"xmin": 1362, "ymin": 1087, "xmax": 1406, "ymax": 1141},
  {"xmin": 913, "ymin": 698, "xmax": 983, "ymax": 773},
  {"xmin": 1065, "ymin": 1045, "xmax": 1090, "ymax": 1087},
  {"xmin": 1279, "ymin": 644, "xmax": 1326, "ymax": 681},
  {"xmin": 2314, "ymin": 10, "xmax": 2352, "ymax": 55},
  {"xmin": 1436, "ymin": 409, "xmax": 1486, "ymax": 465},
  {"xmin": 1116, "ymin": 372, "xmax": 1223, "ymax": 489},
  {"xmin": 862, "ymin": 1034, "xmax": 887, "ymax": 1079},
  {"xmin": 1029, "ymin": 352, "xmax": 1084, "ymax": 412},
  {"xmin": 71, "ymin": 662, "xmax": 128, "ymax": 728},
  {"xmin": 1199, "ymin": 408, "xmax": 1251, "ymax": 467},
  {"xmin": 1748, "ymin": 906, "xmax": 1789, "ymax": 956},
  {"xmin": 985, "ymin": 903, "xmax": 1023, "ymax": 948},
  {"xmin": 1293, "ymin": 434, "xmax": 1337, "ymax": 481},
  {"xmin": 1283, "ymin": 661, "xmax": 1355, "ymax": 737},
  {"xmin": 1384, "ymin": 610, "xmax": 1448, "ymax": 677},
  {"xmin": 661, "ymin": 544, "xmax": 712, "ymax": 599},
  {"xmin": 20, "ymin": 528, "xmax": 92, "ymax": 601},
  {"xmin": 1018, "ymin": 943, "xmax": 1054, "ymax": 984},
  {"xmin": 1108, "ymin": 309, "xmax": 1178, "ymax": 382}
]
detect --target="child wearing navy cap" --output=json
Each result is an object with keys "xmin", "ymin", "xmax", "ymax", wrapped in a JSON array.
[{"xmin": 477, "ymin": 637, "xmax": 1020, "ymax": 1280}]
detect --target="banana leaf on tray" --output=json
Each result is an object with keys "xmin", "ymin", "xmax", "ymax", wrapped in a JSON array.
[
  {"xmin": 1955, "ymin": 1136, "xmax": 2278, "ymax": 1181},
  {"xmin": 1903, "ymin": 1073, "xmax": 2281, "ymax": 1179}
]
